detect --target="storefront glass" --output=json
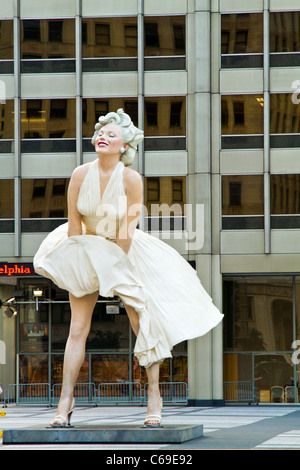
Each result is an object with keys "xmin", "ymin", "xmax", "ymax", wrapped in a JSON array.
[
  {"xmin": 223, "ymin": 276, "xmax": 299, "ymax": 403},
  {"xmin": 15, "ymin": 279, "xmax": 188, "ymax": 392}
]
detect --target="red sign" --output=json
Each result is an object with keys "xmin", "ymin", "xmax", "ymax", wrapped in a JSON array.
[{"xmin": 0, "ymin": 263, "xmax": 37, "ymax": 277}]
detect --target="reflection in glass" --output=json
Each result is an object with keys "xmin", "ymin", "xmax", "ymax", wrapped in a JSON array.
[
  {"xmin": 21, "ymin": 179, "xmax": 69, "ymax": 218},
  {"xmin": 223, "ymin": 276, "xmax": 293, "ymax": 352},
  {"xmin": 21, "ymin": 99, "xmax": 76, "ymax": 139},
  {"xmin": 0, "ymin": 180, "xmax": 14, "ymax": 218},
  {"xmin": 221, "ymin": 95, "xmax": 264, "ymax": 135},
  {"xmin": 144, "ymin": 16, "xmax": 185, "ymax": 56},
  {"xmin": 271, "ymin": 174, "xmax": 300, "ymax": 215},
  {"xmin": 254, "ymin": 354, "xmax": 294, "ymax": 402},
  {"xmin": 83, "ymin": 97, "xmax": 186, "ymax": 139},
  {"xmin": 145, "ymin": 177, "xmax": 186, "ymax": 216},
  {"xmin": 0, "ymin": 20, "xmax": 13, "ymax": 59},
  {"xmin": 222, "ymin": 175, "xmax": 264, "ymax": 215},
  {"xmin": 51, "ymin": 355, "xmax": 88, "ymax": 386},
  {"xmin": 51, "ymin": 303, "xmax": 71, "ymax": 351},
  {"xmin": 21, "ymin": 19, "xmax": 75, "ymax": 58},
  {"xmin": 270, "ymin": 94, "xmax": 300, "ymax": 134},
  {"xmin": 82, "ymin": 18, "xmax": 137, "ymax": 57},
  {"xmin": 19, "ymin": 354, "xmax": 48, "ymax": 383},
  {"xmin": 86, "ymin": 303, "xmax": 129, "ymax": 351},
  {"xmin": 221, "ymin": 13, "xmax": 263, "ymax": 54},
  {"xmin": 0, "ymin": 101, "xmax": 14, "ymax": 139},
  {"xmin": 144, "ymin": 97, "xmax": 186, "ymax": 136},
  {"xmin": 82, "ymin": 98, "xmax": 138, "ymax": 139},
  {"xmin": 19, "ymin": 303, "xmax": 48, "ymax": 353},
  {"xmin": 91, "ymin": 354, "xmax": 129, "ymax": 386},
  {"xmin": 270, "ymin": 12, "xmax": 300, "ymax": 52}
]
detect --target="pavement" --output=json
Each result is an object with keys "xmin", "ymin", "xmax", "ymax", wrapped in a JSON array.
[{"xmin": 1, "ymin": 403, "xmax": 300, "ymax": 451}]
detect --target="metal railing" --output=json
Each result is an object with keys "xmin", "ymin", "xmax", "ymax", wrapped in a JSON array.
[
  {"xmin": 224, "ymin": 381, "xmax": 255, "ymax": 404},
  {"xmin": 0, "ymin": 381, "xmax": 188, "ymax": 407}
]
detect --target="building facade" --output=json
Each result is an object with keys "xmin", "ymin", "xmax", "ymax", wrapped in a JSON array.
[{"xmin": 0, "ymin": 0, "xmax": 300, "ymax": 405}]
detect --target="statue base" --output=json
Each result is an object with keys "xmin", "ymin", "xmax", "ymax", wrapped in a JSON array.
[{"xmin": 3, "ymin": 424, "xmax": 203, "ymax": 445}]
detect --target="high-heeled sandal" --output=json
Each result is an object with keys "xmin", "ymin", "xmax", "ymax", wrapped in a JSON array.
[
  {"xmin": 144, "ymin": 398, "xmax": 163, "ymax": 427},
  {"xmin": 49, "ymin": 398, "xmax": 75, "ymax": 428},
  {"xmin": 144, "ymin": 415, "xmax": 162, "ymax": 427}
]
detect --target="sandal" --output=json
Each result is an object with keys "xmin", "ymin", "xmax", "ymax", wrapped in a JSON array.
[
  {"xmin": 49, "ymin": 398, "xmax": 75, "ymax": 428},
  {"xmin": 144, "ymin": 414, "xmax": 162, "ymax": 427}
]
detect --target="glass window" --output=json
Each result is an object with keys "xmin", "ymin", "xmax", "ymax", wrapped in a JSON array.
[
  {"xmin": 270, "ymin": 12, "xmax": 300, "ymax": 52},
  {"xmin": 51, "ymin": 354, "xmax": 88, "ymax": 387},
  {"xmin": 91, "ymin": 354, "xmax": 129, "ymax": 386},
  {"xmin": 221, "ymin": 95, "xmax": 264, "ymax": 135},
  {"xmin": 270, "ymin": 94, "xmax": 300, "ymax": 134},
  {"xmin": 82, "ymin": 18, "xmax": 137, "ymax": 57},
  {"xmin": 21, "ymin": 19, "xmax": 75, "ymax": 58},
  {"xmin": 271, "ymin": 174, "xmax": 300, "ymax": 215},
  {"xmin": 82, "ymin": 98, "xmax": 138, "ymax": 140},
  {"xmin": 144, "ymin": 97, "xmax": 186, "ymax": 136},
  {"xmin": 222, "ymin": 175, "xmax": 264, "ymax": 215},
  {"xmin": 144, "ymin": 16, "xmax": 185, "ymax": 56},
  {"xmin": 19, "ymin": 354, "xmax": 48, "ymax": 384},
  {"xmin": 221, "ymin": 13, "xmax": 263, "ymax": 54},
  {"xmin": 0, "ymin": 20, "xmax": 13, "ymax": 59},
  {"xmin": 0, "ymin": 179, "xmax": 14, "ymax": 218},
  {"xmin": 223, "ymin": 276, "xmax": 293, "ymax": 352},
  {"xmin": 0, "ymin": 101, "xmax": 14, "ymax": 140},
  {"xmin": 86, "ymin": 302, "xmax": 129, "ymax": 352},
  {"xmin": 21, "ymin": 99, "xmax": 76, "ymax": 139},
  {"xmin": 21, "ymin": 179, "xmax": 69, "ymax": 218},
  {"xmin": 145, "ymin": 177, "xmax": 186, "ymax": 216}
]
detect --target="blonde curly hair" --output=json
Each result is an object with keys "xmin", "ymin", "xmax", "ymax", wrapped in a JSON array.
[{"xmin": 91, "ymin": 108, "xmax": 144, "ymax": 166}]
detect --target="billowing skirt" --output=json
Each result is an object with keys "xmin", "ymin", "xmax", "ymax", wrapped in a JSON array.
[{"xmin": 34, "ymin": 224, "xmax": 223, "ymax": 368}]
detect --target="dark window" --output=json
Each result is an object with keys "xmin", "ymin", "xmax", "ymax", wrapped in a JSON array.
[
  {"xmin": 145, "ymin": 23, "xmax": 159, "ymax": 48},
  {"xmin": 48, "ymin": 21, "xmax": 63, "ymax": 42},
  {"xmin": 50, "ymin": 100, "xmax": 67, "ymax": 119},
  {"xmin": 145, "ymin": 102, "xmax": 158, "ymax": 126},
  {"xmin": 23, "ymin": 20, "xmax": 41, "ymax": 41},
  {"xmin": 229, "ymin": 182, "xmax": 242, "ymax": 206}
]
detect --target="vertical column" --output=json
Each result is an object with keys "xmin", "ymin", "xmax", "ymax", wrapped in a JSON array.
[
  {"xmin": 137, "ymin": 0, "xmax": 145, "ymax": 230},
  {"xmin": 263, "ymin": 0, "xmax": 271, "ymax": 254},
  {"xmin": 75, "ymin": 0, "xmax": 83, "ymax": 167},
  {"xmin": 13, "ymin": 0, "xmax": 21, "ymax": 257}
]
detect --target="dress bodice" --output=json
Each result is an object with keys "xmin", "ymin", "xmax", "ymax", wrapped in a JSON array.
[{"xmin": 77, "ymin": 159, "xmax": 127, "ymax": 240}]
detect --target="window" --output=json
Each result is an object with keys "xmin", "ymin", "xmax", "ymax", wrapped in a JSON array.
[
  {"xmin": 82, "ymin": 98, "xmax": 138, "ymax": 141},
  {"xmin": 222, "ymin": 175, "xmax": 264, "ymax": 215},
  {"xmin": 0, "ymin": 20, "xmax": 13, "ymax": 60},
  {"xmin": 221, "ymin": 95, "xmax": 264, "ymax": 135},
  {"xmin": 21, "ymin": 19, "xmax": 75, "ymax": 59},
  {"xmin": 144, "ymin": 16, "xmax": 185, "ymax": 56},
  {"xmin": 145, "ymin": 22, "xmax": 159, "ymax": 48},
  {"xmin": 82, "ymin": 18, "xmax": 138, "ymax": 58},
  {"xmin": 144, "ymin": 97, "xmax": 186, "ymax": 136},
  {"xmin": 145, "ymin": 102, "xmax": 158, "ymax": 127},
  {"xmin": 270, "ymin": 12, "xmax": 300, "ymax": 52},
  {"xmin": 270, "ymin": 94, "xmax": 300, "ymax": 134},
  {"xmin": 221, "ymin": 14, "xmax": 263, "ymax": 54},
  {"xmin": 0, "ymin": 179, "xmax": 14, "ymax": 218},
  {"xmin": 50, "ymin": 100, "xmax": 67, "ymax": 119},
  {"xmin": 23, "ymin": 20, "xmax": 41, "ymax": 41},
  {"xmin": 146, "ymin": 178, "xmax": 160, "ymax": 203},
  {"xmin": 22, "ymin": 179, "xmax": 69, "ymax": 218},
  {"xmin": 0, "ymin": 101, "xmax": 14, "ymax": 140},
  {"xmin": 95, "ymin": 24, "xmax": 110, "ymax": 45},
  {"xmin": 145, "ymin": 177, "xmax": 186, "ymax": 216},
  {"xmin": 48, "ymin": 21, "xmax": 63, "ymax": 42}
]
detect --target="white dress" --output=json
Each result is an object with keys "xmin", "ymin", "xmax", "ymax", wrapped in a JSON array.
[{"xmin": 34, "ymin": 159, "xmax": 223, "ymax": 368}]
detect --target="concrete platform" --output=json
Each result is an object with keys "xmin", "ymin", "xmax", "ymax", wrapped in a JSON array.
[{"xmin": 3, "ymin": 424, "xmax": 203, "ymax": 445}]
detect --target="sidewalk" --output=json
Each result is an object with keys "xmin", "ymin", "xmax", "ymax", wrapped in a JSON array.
[{"xmin": 1, "ymin": 403, "xmax": 300, "ymax": 450}]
